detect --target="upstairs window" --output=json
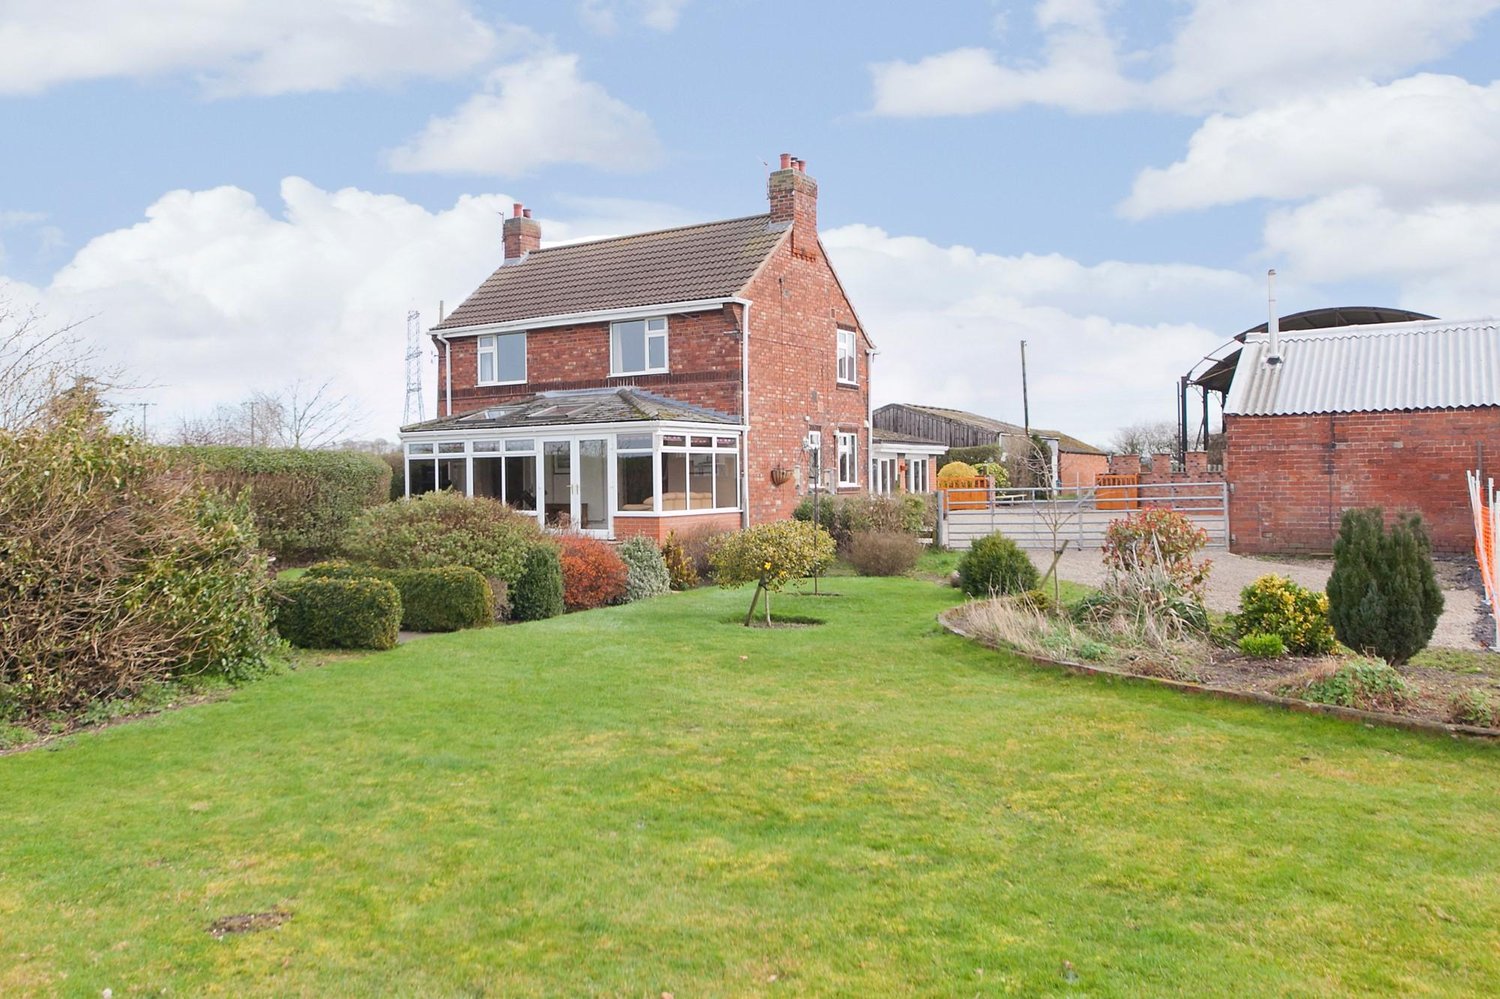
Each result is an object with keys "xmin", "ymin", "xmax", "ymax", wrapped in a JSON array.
[
  {"xmin": 478, "ymin": 332, "xmax": 526, "ymax": 384},
  {"xmin": 837, "ymin": 432, "xmax": 858, "ymax": 487},
  {"xmin": 836, "ymin": 329, "xmax": 857, "ymax": 385},
  {"xmin": 611, "ymin": 317, "xmax": 668, "ymax": 376}
]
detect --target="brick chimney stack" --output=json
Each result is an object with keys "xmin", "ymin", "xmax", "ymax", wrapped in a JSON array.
[
  {"xmin": 768, "ymin": 152, "xmax": 817, "ymax": 238},
  {"xmin": 503, "ymin": 202, "xmax": 541, "ymax": 263}
]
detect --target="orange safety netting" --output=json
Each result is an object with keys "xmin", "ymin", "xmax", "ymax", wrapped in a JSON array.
[{"xmin": 1469, "ymin": 472, "xmax": 1498, "ymax": 631}]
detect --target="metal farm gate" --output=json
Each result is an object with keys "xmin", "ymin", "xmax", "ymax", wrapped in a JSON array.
[{"xmin": 936, "ymin": 481, "xmax": 1229, "ymax": 551}]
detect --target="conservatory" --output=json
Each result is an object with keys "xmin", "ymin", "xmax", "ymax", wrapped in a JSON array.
[{"xmin": 399, "ymin": 388, "xmax": 744, "ymax": 540}]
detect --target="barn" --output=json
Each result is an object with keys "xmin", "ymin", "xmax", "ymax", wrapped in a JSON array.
[
  {"xmin": 872, "ymin": 403, "xmax": 1109, "ymax": 489},
  {"xmin": 1212, "ymin": 315, "xmax": 1500, "ymax": 554}
]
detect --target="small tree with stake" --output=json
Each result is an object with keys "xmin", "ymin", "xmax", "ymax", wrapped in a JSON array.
[
  {"xmin": 710, "ymin": 520, "xmax": 836, "ymax": 626},
  {"xmin": 1326, "ymin": 508, "xmax": 1444, "ymax": 665}
]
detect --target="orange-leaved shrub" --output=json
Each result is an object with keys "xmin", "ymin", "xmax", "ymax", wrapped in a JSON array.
[
  {"xmin": 556, "ymin": 534, "xmax": 628, "ymax": 611},
  {"xmin": 1101, "ymin": 508, "xmax": 1211, "ymax": 600}
]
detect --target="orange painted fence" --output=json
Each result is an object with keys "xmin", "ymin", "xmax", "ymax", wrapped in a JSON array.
[
  {"xmin": 1469, "ymin": 471, "xmax": 1498, "ymax": 647},
  {"xmin": 1095, "ymin": 473, "xmax": 1140, "ymax": 511},
  {"xmin": 936, "ymin": 475, "xmax": 993, "ymax": 511}
]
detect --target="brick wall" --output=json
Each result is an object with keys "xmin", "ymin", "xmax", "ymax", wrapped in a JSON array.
[
  {"xmin": 1225, "ymin": 407, "xmax": 1500, "ymax": 554},
  {"xmin": 1060, "ymin": 452, "xmax": 1110, "ymax": 489},
  {"xmin": 613, "ymin": 512, "xmax": 741, "ymax": 544},
  {"xmin": 435, "ymin": 305, "xmax": 744, "ymax": 417},
  {"xmin": 741, "ymin": 232, "xmax": 870, "ymax": 525}
]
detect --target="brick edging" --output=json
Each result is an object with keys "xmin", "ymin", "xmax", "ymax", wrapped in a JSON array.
[{"xmin": 936, "ymin": 608, "xmax": 1500, "ymax": 741}]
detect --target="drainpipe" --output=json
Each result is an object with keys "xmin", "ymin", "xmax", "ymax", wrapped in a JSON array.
[{"xmin": 732, "ymin": 296, "xmax": 752, "ymax": 530}]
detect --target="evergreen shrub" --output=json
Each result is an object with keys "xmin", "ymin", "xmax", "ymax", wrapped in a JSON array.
[
  {"xmin": 557, "ymin": 535, "xmax": 629, "ymax": 611},
  {"xmin": 342, "ymin": 491, "xmax": 543, "ymax": 586},
  {"xmin": 1234, "ymin": 575, "xmax": 1336, "ymax": 654},
  {"xmin": 616, "ymin": 537, "xmax": 671, "ymax": 602},
  {"xmin": 957, "ymin": 533, "xmax": 1039, "ymax": 597},
  {"xmin": 1326, "ymin": 508, "xmax": 1444, "ymax": 665},
  {"xmin": 510, "ymin": 544, "xmax": 565, "ymax": 621},
  {"xmin": 171, "ymin": 445, "xmax": 390, "ymax": 561},
  {"xmin": 272, "ymin": 576, "xmax": 401, "ymax": 650}
]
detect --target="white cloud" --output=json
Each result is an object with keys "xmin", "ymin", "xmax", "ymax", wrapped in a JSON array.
[
  {"xmin": 0, "ymin": 0, "xmax": 497, "ymax": 97},
  {"xmin": 1262, "ymin": 188, "xmax": 1500, "ymax": 316},
  {"xmin": 386, "ymin": 53, "xmax": 662, "ymax": 177},
  {"xmin": 869, "ymin": 0, "xmax": 1500, "ymax": 116},
  {"xmin": 1123, "ymin": 75, "xmax": 1500, "ymax": 217},
  {"xmin": 579, "ymin": 0, "xmax": 691, "ymax": 33},
  {"xmin": 16, "ymin": 179, "xmax": 687, "ymax": 438},
  {"xmin": 823, "ymin": 224, "xmax": 1258, "ymax": 447}
]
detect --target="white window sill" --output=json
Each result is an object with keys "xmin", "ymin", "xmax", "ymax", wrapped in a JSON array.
[
  {"xmin": 836, "ymin": 379, "xmax": 859, "ymax": 387},
  {"xmin": 608, "ymin": 370, "xmax": 670, "ymax": 378},
  {"xmin": 476, "ymin": 378, "xmax": 528, "ymax": 387}
]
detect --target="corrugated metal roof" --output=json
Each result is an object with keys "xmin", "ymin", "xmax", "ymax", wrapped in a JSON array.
[
  {"xmin": 434, "ymin": 214, "xmax": 786, "ymax": 330},
  {"xmin": 1225, "ymin": 318, "xmax": 1500, "ymax": 416}
]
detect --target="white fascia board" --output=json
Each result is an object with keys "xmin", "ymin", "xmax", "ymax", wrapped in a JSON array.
[
  {"xmin": 399, "ymin": 418, "xmax": 747, "ymax": 443},
  {"xmin": 429, "ymin": 299, "xmax": 734, "ymax": 338},
  {"xmin": 870, "ymin": 441, "xmax": 947, "ymax": 457}
]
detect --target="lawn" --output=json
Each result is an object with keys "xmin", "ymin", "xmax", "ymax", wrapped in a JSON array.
[{"xmin": 3, "ymin": 577, "xmax": 1498, "ymax": 996}]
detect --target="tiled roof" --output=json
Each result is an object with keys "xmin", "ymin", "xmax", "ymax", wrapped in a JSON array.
[
  {"xmin": 435, "ymin": 214, "xmax": 787, "ymax": 330},
  {"xmin": 401, "ymin": 388, "xmax": 740, "ymax": 433},
  {"xmin": 1226, "ymin": 318, "xmax": 1500, "ymax": 416},
  {"xmin": 894, "ymin": 404, "xmax": 1106, "ymax": 454}
]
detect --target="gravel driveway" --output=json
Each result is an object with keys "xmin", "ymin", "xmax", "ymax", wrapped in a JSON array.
[{"xmin": 1026, "ymin": 547, "xmax": 1489, "ymax": 650}]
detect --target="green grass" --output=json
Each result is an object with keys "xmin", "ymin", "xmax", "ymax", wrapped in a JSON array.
[
  {"xmin": 2, "ymin": 579, "xmax": 1498, "ymax": 996},
  {"xmin": 1410, "ymin": 646, "xmax": 1500, "ymax": 676}
]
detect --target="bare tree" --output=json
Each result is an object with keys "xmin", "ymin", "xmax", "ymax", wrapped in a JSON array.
[
  {"xmin": 1110, "ymin": 420, "xmax": 1179, "ymax": 457},
  {"xmin": 173, "ymin": 379, "xmax": 357, "ymax": 449},
  {"xmin": 0, "ymin": 292, "xmax": 101, "ymax": 430}
]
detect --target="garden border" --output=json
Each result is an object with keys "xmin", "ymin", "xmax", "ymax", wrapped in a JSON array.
[{"xmin": 938, "ymin": 608, "xmax": 1500, "ymax": 741}]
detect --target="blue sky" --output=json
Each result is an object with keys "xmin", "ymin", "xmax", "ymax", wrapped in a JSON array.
[{"xmin": 4, "ymin": 0, "xmax": 1499, "ymax": 446}]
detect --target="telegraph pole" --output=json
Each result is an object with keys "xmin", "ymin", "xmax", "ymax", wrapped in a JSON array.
[{"xmin": 1020, "ymin": 340, "xmax": 1030, "ymax": 437}]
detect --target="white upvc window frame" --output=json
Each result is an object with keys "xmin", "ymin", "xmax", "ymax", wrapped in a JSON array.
[
  {"xmin": 836, "ymin": 329, "xmax": 857, "ymax": 385},
  {"xmin": 477, "ymin": 331, "xmax": 527, "ymax": 385},
  {"xmin": 610, "ymin": 316, "xmax": 669, "ymax": 377},
  {"xmin": 836, "ymin": 431, "xmax": 858, "ymax": 487}
]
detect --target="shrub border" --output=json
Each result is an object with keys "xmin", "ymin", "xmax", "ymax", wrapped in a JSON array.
[{"xmin": 938, "ymin": 608, "xmax": 1500, "ymax": 741}]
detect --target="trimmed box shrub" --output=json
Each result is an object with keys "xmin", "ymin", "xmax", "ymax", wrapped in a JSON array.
[
  {"xmin": 557, "ymin": 535, "xmax": 629, "ymax": 611},
  {"xmin": 957, "ymin": 533, "xmax": 1039, "ymax": 597},
  {"xmin": 1234, "ymin": 575, "xmax": 1336, "ymax": 655},
  {"xmin": 342, "ymin": 491, "xmax": 544, "ymax": 587},
  {"xmin": 272, "ymin": 576, "xmax": 401, "ymax": 650},
  {"xmin": 510, "ymin": 544, "xmax": 566, "ymax": 621},
  {"xmin": 847, "ymin": 530, "xmax": 922, "ymax": 576},
  {"xmin": 305, "ymin": 561, "xmax": 494, "ymax": 632},
  {"xmin": 1327, "ymin": 508, "xmax": 1444, "ymax": 665},
  {"xmin": 170, "ymin": 446, "xmax": 390, "ymax": 562},
  {"xmin": 616, "ymin": 537, "xmax": 671, "ymax": 602}
]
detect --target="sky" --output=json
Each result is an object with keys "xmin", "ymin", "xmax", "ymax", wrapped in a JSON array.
[{"xmin": 3, "ymin": 0, "xmax": 1499, "ymax": 448}]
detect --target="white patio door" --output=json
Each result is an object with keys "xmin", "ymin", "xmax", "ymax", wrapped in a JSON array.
[{"xmin": 541, "ymin": 438, "xmax": 611, "ymax": 535}]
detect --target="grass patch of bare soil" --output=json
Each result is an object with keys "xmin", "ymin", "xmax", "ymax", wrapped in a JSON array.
[
  {"xmin": 951, "ymin": 597, "xmax": 1500, "ymax": 732},
  {"xmin": 209, "ymin": 909, "xmax": 290, "ymax": 939}
]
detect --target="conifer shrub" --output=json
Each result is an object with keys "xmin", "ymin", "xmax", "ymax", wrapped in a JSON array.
[
  {"xmin": 171, "ymin": 445, "xmax": 390, "ymax": 561},
  {"xmin": 341, "ymin": 491, "xmax": 543, "ymax": 586},
  {"xmin": 660, "ymin": 532, "xmax": 699, "ymax": 590},
  {"xmin": 847, "ymin": 530, "xmax": 922, "ymax": 576},
  {"xmin": 957, "ymin": 532, "xmax": 1039, "ymax": 597},
  {"xmin": 510, "ymin": 543, "xmax": 565, "ymax": 621},
  {"xmin": 271, "ymin": 577, "xmax": 401, "ymax": 650},
  {"xmin": 1326, "ymin": 508, "xmax": 1444, "ymax": 665},
  {"xmin": 616, "ymin": 537, "xmax": 671, "ymax": 602},
  {"xmin": 1234, "ymin": 575, "xmax": 1336, "ymax": 655}
]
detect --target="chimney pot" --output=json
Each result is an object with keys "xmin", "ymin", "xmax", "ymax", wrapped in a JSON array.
[
  {"xmin": 512, "ymin": 203, "xmax": 524, "ymax": 218},
  {"xmin": 779, "ymin": 153, "xmax": 792, "ymax": 170},
  {"xmin": 522, "ymin": 208, "xmax": 532, "ymax": 219}
]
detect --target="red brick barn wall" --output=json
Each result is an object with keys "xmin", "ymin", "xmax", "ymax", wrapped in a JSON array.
[
  {"xmin": 1059, "ymin": 452, "xmax": 1109, "ymax": 489},
  {"xmin": 1225, "ymin": 407, "xmax": 1500, "ymax": 554},
  {"xmin": 434, "ymin": 305, "xmax": 744, "ymax": 417},
  {"xmin": 741, "ymin": 234, "xmax": 871, "ymax": 525}
]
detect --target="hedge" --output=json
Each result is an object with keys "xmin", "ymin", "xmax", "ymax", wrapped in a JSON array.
[
  {"xmin": 341, "ymin": 491, "xmax": 542, "ymax": 586},
  {"xmin": 511, "ymin": 544, "xmax": 566, "ymax": 621},
  {"xmin": 170, "ymin": 446, "xmax": 390, "ymax": 562},
  {"xmin": 305, "ymin": 562, "xmax": 492, "ymax": 632},
  {"xmin": 271, "ymin": 576, "xmax": 401, "ymax": 650}
]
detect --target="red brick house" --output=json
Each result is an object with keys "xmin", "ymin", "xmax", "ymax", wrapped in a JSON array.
[
  {"xmin": 399, "ymin": 154, "xmax": 873, "ymax": 541},
  {"xmin": 1218, "ymin": 316, "xmax": 1500, "ymax": 554}
]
